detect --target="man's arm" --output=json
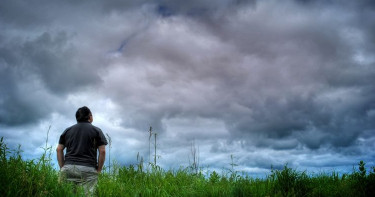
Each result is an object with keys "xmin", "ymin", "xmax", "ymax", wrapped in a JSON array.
[
  {"xmin": 97, "ymin": 145, "xmax": 106, "ymax": 173},
  {"xmin": 56, "ymin": 144, "xmax": 65, "ymax": 169}
]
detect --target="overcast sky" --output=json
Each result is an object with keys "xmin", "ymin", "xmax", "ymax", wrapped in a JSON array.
[{"xmin": 1, "ymin": 0, "xmax": 375, "ymax": 176}]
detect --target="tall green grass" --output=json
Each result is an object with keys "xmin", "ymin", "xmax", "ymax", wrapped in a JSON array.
[
  {"xmin": 1, "ymin": 137, "xmax": 375, "ymax": 197},
  {"xmin": 0, "ymin": 137, "xmax": 84, "ymax": 196}
]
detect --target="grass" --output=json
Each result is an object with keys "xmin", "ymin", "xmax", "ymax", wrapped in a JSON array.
[
  {"xmin": 0, "ymin": 137, "xmax": 83, "ymax": 196},
  {"xmin": 1, "ymin": 137, "xmax": 375, "ymax": 197}
]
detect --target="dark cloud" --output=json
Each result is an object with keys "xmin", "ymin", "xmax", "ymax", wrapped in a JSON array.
[
  {"xmin": 0, "ymin": 0, "xmax": 374, "ymax": 174},
  {"xmin": 154, "ymin": 0, "xmax": 256, "ymax": 17},
  {"xmin": 0, "ymin": 30, "xmax": 103, "ymax": 126},
  {"xmin": 0, "ymin": 0, "xmax": 49, "ymax": 27},
  {"xmin": 20, "ymin": 32, "xmax": 102, "ymax": 93},
  {"xmin": 100, "ymin": 0, "xmax": 375, "ymax": 154}
]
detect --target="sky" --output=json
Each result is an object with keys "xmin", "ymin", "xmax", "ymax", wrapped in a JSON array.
[{"xmin": 1, "ymin": 0, "xmax": 375, "ymax": 177}]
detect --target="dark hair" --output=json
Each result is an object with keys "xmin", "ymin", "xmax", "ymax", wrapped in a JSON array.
[{"xmin": 76, "ymin": 106, "xmax": 92, "ymax": 122}]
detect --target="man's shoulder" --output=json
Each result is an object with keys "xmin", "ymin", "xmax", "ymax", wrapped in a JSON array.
[
  {"xmin": 67, "ymin": 122, "xmax": 103, "ymax": 133},
  {"xmin": 63, "ymin": 125, "xmax": 75, "ymax": 132},
  {"xmin": 91, "ymin": 124, "xmax": 103, "ymax": 132}
]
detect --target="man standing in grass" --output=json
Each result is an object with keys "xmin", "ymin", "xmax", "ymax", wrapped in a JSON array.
[{"xmin": 57, "ymin": 106, "xmax": 107, "ymax": 194}]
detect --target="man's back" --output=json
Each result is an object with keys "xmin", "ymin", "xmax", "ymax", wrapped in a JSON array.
[{"xmin": 59, "ymin": 122, "xmax": 107, "ymax": 168}]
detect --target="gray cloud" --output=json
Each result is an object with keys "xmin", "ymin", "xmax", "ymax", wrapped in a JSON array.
[
  {"xmin": 0, "ymin": 0, "xmax": 374, "ymax": 174},
  {"xmin": 0, "ymin": 30, "xmax": 102, "ymax": 125},
  {"xmin": 102, "ymin": 0, "xmax": 375, "ymax": 152}
]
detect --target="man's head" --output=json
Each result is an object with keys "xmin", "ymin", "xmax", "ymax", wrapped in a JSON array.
[{"xmin": 76, "ymin": 106, "xmax": 93, "ymax": 123}]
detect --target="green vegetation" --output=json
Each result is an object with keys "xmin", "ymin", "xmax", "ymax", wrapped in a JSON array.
[
  {"xmin": 0, "ymin": 137, "xmax": 83, "ymax": 196},
  {"xmin": 1, "ymin": 137, "xmax": 375, "ymax": 197}
]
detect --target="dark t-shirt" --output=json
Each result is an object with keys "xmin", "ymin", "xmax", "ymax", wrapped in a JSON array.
[{"xmin": 59, "ymin": 121, "xmax": 108, "ymax": 168}]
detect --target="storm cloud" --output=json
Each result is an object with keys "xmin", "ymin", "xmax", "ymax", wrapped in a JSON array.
[{"xmin": 1, "ymin": 0, "xmax": 374, "ymax": 175}]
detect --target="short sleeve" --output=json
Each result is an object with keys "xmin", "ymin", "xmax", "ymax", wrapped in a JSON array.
[
  {"xmin": 58, "ymin": 129, "xmax": 68, "ymax": 145},
  {"xmin": 97, "ymin": 129, "xmax": 108, "ymax": 146}
]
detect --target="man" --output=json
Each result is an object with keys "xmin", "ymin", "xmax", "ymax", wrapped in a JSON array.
[{"xmin": 56, "ymin": 106, "xmax": 107, "ymax": 194}]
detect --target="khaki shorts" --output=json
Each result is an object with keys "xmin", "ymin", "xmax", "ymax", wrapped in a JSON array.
[{"xmin": 60, "ymin": 164, "xmax": 98, "ymax": 195}]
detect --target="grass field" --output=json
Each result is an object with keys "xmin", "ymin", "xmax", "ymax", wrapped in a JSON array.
[{"xmin": 1, "ymin": 137, "xmax": 374, "ymax": 197}]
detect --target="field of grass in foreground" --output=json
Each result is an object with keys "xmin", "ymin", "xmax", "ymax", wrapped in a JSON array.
[{"xmin": 1, "ymin": 137, "xmax": 375, "ymax": 197}]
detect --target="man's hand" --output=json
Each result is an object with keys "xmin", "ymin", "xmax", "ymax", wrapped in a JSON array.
[{"xmin": 56, "ymin": 144, "xmax": 65, "ymax": 169}]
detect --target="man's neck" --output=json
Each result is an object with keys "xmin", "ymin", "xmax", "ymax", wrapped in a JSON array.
[{"xmin": 77, "ymin": 120, "xmax": 90, "ymax": 123}]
